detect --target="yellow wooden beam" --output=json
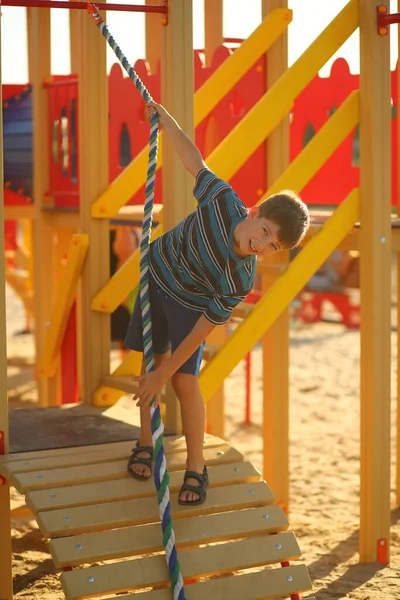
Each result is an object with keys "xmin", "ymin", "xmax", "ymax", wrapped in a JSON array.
[
  {"xmin": 199, "ymin": 188, "xmax": 360, "ymax": 401},
  {"xmin": 38, "ymin": 234, "xmax": 89, "ymax": 378},
  {"xmin": 92, "ymin": 89, "xmax": 360, "ymax": 315},
  {"xmin": 359, "ymin": 0, "xmax": 391, "ymax": 563},
  {"xmin": 91, "ymin": 8, "xmax": 293, "ymax": 219},
  {"xmin": 260, "ymin": 89, "xmax": 360, "ymax": 202},
  {"xmin": 206, "ymin": 0, "xmax": 358, "ymax": 182}
]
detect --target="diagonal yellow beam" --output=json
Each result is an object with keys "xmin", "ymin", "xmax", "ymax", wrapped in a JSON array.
[
  {"xmin": 91, "ymin": 8, "xmax": 292, "ymax": 219},
  {"xmin": 199, "ymin": 189, "xmax": 360, "ymax": 401},
  {"xmin": 206, "ymin": 0, "xmax": 358, "ymax": 181},
  {"xmin": 92, "ymin": 88, "xmax": 360, "ymax": 314},
  {"xmin": 38, "ymin": 234, "xmax": 89, "ymax": 378},
  {"xmin": 92, "ymin": 0, "xmax": 357, "ymax": 220},
  {"xmin": 259, "ymin": 89, "xmax": 359, "ymax": 202}
]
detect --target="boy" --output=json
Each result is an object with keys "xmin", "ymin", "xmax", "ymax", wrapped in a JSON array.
[{"xmin": 126, "ymin": 101, "xmax": 310, "ymax": 506}]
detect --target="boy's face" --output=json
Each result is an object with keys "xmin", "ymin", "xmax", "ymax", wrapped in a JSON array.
[{"xmin": 234, "ymin": 207, "xmax": 282, "ymax": 258}]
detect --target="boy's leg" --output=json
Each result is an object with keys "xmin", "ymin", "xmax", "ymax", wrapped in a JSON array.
[
  {"xmin": 130, "ymin": 352, "xmax": 170, "ymax": 478},
  {"xmin": 171, "ymin": 372, "xmax": 206, "ymax": 503}
]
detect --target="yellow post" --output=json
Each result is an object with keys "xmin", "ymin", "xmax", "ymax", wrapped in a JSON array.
[
  {"xmin": 261, "ymin": 0, "xmax": 290, "ymax": 511},
  {"xmin": 77, "ymin": 5, "xmax": 111, "ymax": 402},
  {"xmin": 160, "ymin": 0, "xmax": 194, "ymax": 433},
  {"xmin": 205, "ymin": 325, "xmax": 227, "ymax": 438},
  {"xmin": 0, "ymin": 15, "xmax": 13, "ymax": 598},
  {"xmin": 145, "ymin": 0, "xmax": 162, "ymax": 73},
  {"xmin": 27, "ymin": 8, "xmax": 56, "ymax": 407},
  {"xmin": 204, "ymin": 0, "xmax": 223, "ymax": 66},
  {"xmin": 359, "ymin": 0, "xmax": 391, "ymax": 562}
]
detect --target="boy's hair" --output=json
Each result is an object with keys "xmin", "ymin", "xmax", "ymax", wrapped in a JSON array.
[{"xmin": 258, "ymin": 190, "xmax": 310, "ymax": 249}]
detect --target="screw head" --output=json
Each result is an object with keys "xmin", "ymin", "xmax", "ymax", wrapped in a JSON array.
[
  {"xmin": 287, "ymin": 576, "xmax": 293, "ymax": 582},
  {"xmin": 63, "ymin": 516, "xmax": 70, "ymax": 521},
  {"xmin": 275, "ymin": 543, "xmax": 282, "ymax": 550},
  {"xmin": 248, "ymin": 489, "xmax": 255, "ymax": 494},
  {"xmin": 75, "ymin": 544, "xmax": 83, "ymax": 550},
  {"xmin": 263, "ymin": 514, "xmax": 269, "ymax": 519},
  {"xmin": 233, "ymin": 467, "xmax": 240, "ymax": 472},
  {"xmin": 216, "ymin": 451, "xmax": 224, "ymax": 456},
  {"xmin": 380, "ymin": 236, "xmax": 386, "ymax": 244},
  {"xmin": 88, "ymin": 576, "xmax": 95, "ymax": 583},
  {"xmin": 36, "ymin": 475, "xmax": 44, "ymax": 479},
  {"xmin": 49, "ymin": 493, "xmax": 56, "ymax": 499}
]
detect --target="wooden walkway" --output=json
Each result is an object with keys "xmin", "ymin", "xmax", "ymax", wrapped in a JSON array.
[{"xmin": 1, "ymin": 434, "xmax": 314, "ymax": 599}]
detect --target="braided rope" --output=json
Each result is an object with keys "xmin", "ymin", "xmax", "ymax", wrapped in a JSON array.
[{"xmin": 87, "ymin": 5, "xmax": 185, "ymax": 599}]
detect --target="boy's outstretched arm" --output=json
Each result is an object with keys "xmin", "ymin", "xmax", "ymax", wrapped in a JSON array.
[
  {"xmin": 145, "ymin": 101, "xmax": 206, "ymax": 177},
  {"xmin": 133, "ymin": 315, "xmax": 216, "ymax": 407}
]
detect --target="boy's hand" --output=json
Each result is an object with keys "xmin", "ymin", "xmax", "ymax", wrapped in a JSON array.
[
  {"xmin": 132, "ymin": 368, "xmax": 166, "ymax": 408},
  {"xmin": 144, "ymin": 101, "xmax": 170, "ymax": 128}
]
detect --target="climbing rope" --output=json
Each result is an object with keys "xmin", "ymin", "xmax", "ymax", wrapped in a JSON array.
[{"xmin": 87, "ymin": 5, "xmax": 185, "ymax": 599}]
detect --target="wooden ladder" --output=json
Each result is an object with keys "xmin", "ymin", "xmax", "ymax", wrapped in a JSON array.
[{"xmin": 1, "ymin": 434, "xmax": 314, "ymax": 599}]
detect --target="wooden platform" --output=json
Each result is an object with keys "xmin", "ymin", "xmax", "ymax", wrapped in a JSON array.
[{"xmin": 0, "ymin": 434, "xmax": 314, "ymax": 599}]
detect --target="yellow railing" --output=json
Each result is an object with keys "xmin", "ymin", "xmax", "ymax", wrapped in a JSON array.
[
  {"xmin": 91, "ymin": 8, "xmax": 292, "ymax": 219},
  {"xmin": 199, "ymin": 189, "xmax": 360, "ymax": 401},
  {"xmin": 92, "ymin": 87, "xmax": 360, "ymax": 314},
  {"xmin": 38, "ymin": 234, "xmax": 89, "ymax": 378}
]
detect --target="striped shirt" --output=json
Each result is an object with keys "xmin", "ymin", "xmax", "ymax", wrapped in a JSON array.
[{"xmin": 150, "ymin": 168, "xmax": 256, "ymax": 324}]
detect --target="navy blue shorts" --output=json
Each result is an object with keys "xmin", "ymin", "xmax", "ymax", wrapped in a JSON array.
[{"xmin": 124, "ymin": 275, "xmax": 205, "ymax": 376}]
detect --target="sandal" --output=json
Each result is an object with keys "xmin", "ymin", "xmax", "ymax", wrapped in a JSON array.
[
  {"xmin": 178, "ymin": 466, "xmax": 209, "ymax": 506},
  {"xmin": 127, "ymin": 443, "xmax": 154, "ymax": 481}
]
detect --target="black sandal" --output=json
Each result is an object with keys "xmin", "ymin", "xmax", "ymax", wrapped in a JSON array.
[
  {"xmin": 178, "ymin": 466, "xmax": 209, "ymax": 506},
  {"xmin": 127, "ymin": 443, "xmax": 154, "ymax": 481}
]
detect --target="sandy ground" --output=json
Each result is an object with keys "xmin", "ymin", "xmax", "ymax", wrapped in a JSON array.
[{"xmin": 4, "ymin": 282, "xmax": 400, "ymax": 600}]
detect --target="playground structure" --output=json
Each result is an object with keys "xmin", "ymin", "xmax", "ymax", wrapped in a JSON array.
[{"xmin": 0, "ymin": 0, "xmax": 398, "ymax": 598}]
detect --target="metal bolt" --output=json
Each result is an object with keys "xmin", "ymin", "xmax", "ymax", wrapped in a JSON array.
[
  {"xmin": 88, "ymin": 576, "xmax": 95, "ymax": 583},
  {"xmin": 49, "ymin": 493, "xmax": 56, "ymax": 499},
  {"xmin": 287, "ymin": 576, "xmax": 293, "ymax": 582},
  {"xmin": 75, "ymin": 544, "xmax": 83, "ymax": 550},
  {"xmin": 217, "ymin": 451, "xmax": 224, "ymax": 456},
  {"xmin": 275, "ymin": 544, "xmax": 282, "ymax": 550},
  {"xmin": 263, "ymin": 514, "xmax": 269, "ymax": 519},
  {"xmin": 36, "ymin": 475, "xmax": 44, "ymax": 479},
  {"xmin": 63, "ymin": 516, "xmax": 70, "ymax": 521},
  {"xmin": 233, "ymin": 467, "xmax": 239, "ymax": 472},
  {"xmin": 380, "ymin": 540, "xmax": 385, "ymax": 546},
  {"xmin": 380, "ymin": 236, "xmax": 386, "ymax": 244},
  {"xmin": 248, "ymin": 489, "xmax": 255, "ymax": 494}
]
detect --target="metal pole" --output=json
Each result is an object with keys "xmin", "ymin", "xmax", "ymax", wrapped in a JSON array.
[{"xmin": 2, "ymin": 0, "xmax": 167, "ymax": 14}]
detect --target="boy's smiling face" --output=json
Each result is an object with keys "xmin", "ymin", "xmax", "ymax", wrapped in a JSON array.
[{"xmin": 233, "ymin": 207, "xmax": 282, "ymax": 258}]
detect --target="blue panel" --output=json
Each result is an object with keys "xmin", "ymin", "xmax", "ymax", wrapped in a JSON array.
[{"xmin": 3, "ymin": 93, "xmax": 33, "ymax": 198}]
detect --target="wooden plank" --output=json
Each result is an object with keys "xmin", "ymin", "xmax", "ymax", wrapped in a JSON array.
[
  {"xmin": 0, "ymin": 433, "xmax": 226, "ymax": 468},
  {"xmin": 99, "ymin": 565, "xmax": 312, "ymax": 600},
  {"xmin": 359, "ymin": 0, "xmax": 391, "ymax": 563},
  {"xmin": 261, "ymin": 0, "xmax": 290, "ymax": 512},
  {"xmin": 37, "ymin": 481, "xmax": 274, "ymax": 537},
  {"xmin": 50, "ymin": 505, "xmax": 288, "ymax": 568},
  {"xmin": 10, "ymin": 444, "xmax": 242, "ymax": 493},
  {"xmin": 27, "ymin": 461, "xmax": 260, "ymax": 512},
  {"xmin": 61, "ymin": 533, "xmax": 301, "ymax": 599},
  {"xmin": 77, "ymin": 0, "xmax": 110, "ymax": 404}
]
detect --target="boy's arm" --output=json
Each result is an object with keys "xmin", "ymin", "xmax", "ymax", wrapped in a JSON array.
[
  {"xmin": 146, "ymin": 101, "xmax": 206, "ymax": 177},
  {"xmin": 133, "ymin": 315, "xmax": 216, "ymax": 407}
]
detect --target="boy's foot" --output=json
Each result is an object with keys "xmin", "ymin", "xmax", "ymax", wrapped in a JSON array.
[
  {"xmin": 127, "ymin": 444, "xmax": 153, "ymax": 480},
  {"xmin": 178, "ymin": 466, "xmax": 208, "ymax": 506}
]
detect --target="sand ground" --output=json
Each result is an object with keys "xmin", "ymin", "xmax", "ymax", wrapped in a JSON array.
[{"xmin": 4, "ymin": 282, "xmax": 400, "ymax": 600}]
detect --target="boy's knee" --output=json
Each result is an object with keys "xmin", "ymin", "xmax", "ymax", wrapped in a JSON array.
[{"xmin": 171, "ymin": 372, "xmax": 199, "ymax": 398}]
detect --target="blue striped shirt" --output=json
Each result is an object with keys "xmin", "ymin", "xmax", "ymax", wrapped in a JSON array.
[{"xmin": 149, "ymin": 168, "xmax": 256, "ymax": 324}]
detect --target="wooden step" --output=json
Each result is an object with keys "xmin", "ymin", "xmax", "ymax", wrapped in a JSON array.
[
  {"xmin": 27, "ymin": 461, "xmax": 260, "ymax": 512},
  {"xmin": 60, "ymin": 534, "xmax": 303, "ymax": 600},
  {"xmin": 37, "ymin": 481, "xmax": 274, "ymax": 537},
  {"xmin": 50, "ymin": 504, "xmax": 288, "ymax": 568},
  {"xmin": 85, "ymin": 565, "xmax": 312, "ymax": 600},
  {"xmin": 11, "ymin": 443, "xmax": 243, "ymax": 493}
]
